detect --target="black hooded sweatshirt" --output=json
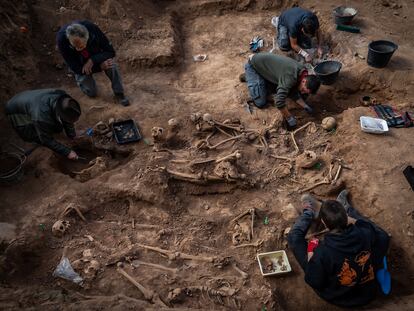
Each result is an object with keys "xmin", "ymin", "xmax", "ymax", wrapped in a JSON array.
[{"xmin": 304, "ymin": 219, "xmax": 389, "ymax": 307}]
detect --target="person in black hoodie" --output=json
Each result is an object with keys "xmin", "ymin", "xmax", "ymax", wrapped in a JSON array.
[
  {"xmin": 288, "ymin": 190, "xmax": 390, "ymax": 307},
  {"xmin": 57, "ymin": 21, "xmax": 130, "ymax": 106}
]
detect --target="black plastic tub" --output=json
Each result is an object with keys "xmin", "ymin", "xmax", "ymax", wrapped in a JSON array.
[
  {"xmin": 314, "ymin": 61, "xmax": 342, "ymax": 85},
  {"xmin": 367, "ymin": 40, "xmax": 398, "ymax": 68},
  {"xmin": 112, "ymin": 119, "xmax": 142, "ymax": 144},
  {"xmin": 333, "ymin": 7, "xmax": 357, "ymax": 25}
]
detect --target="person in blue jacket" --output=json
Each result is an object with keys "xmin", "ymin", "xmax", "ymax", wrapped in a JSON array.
[
  {"xmin": 276, "ymin": 7, "xmax": 323, "ymax": 62},
  {"xmin": 57, "ymin": 20, "xmax": 130, "ymax": 106}
]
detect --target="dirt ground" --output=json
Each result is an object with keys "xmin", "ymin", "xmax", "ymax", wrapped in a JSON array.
[{"xmin": 1, "ymin": 0, "xmax": 414, "ymax": 310}]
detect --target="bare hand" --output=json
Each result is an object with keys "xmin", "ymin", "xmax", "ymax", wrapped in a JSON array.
[
  {"xmin": 82, "ymin": 59, "xmax": 94, "ymax": 75},
  {"xmin": 100, "ymin": 58, "xmax": 113, "ymax": 70},
  {"xmin": 67, "ymin": 150, "xmax": 79, "ymax": 160},
  {"xmin": 305, "ymin": 54, "xmax": 312, "ymax": 63},
  {"xmin": 317, "ymin": 46, "xmax": 323, "ymax": 58}
]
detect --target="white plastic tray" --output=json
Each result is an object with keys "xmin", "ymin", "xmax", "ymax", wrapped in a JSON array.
[
  {"xmin": 257, "ymin": 250, "xmax": 291, "ymax": 276},
  {"xmin": 360, "ymin": 116, "xmax": 389, "ymax": 134}
]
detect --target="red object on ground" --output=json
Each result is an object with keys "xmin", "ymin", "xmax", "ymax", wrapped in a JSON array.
[{"xmin": 19, "ymin": 26, "xmax": 29, "ymax": 33}]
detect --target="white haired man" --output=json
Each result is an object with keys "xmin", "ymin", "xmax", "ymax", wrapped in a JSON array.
[{"xmin": 57, "ymin": 20, "xmax": 130, "ymax": 106}]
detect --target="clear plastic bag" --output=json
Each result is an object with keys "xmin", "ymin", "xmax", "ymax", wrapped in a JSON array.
[{"xmin": 53, "ymin": 257, "xmax": 83, "ymax": 285}]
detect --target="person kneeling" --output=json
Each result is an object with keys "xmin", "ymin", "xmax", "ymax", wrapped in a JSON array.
[
  {"xmin": 244, "ymin": 52, "xmax": 320, "ymax": 127},
  {"xmin": 288, "ymin": 190, "xmax": 390, "ymax": 307}
]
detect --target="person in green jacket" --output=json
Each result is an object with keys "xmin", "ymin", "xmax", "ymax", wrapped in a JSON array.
[
  {"xmin": 5, "ymin": 89, "xmax": 82, "ymax": 160},
  {"xmin": 244, "ymin": 52, "xmax": 320, "ymax": 127}
]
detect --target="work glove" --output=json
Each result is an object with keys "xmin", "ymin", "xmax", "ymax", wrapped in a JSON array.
[
  {"xmin": 250, "ymin": 36, "xmax": 264, "ymax": 53},
  {"xmin": 307, "ymin": 238, "xmax": 319, "ymax": 253}
]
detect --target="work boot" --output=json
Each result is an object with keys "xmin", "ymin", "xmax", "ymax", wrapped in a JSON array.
[
  {"xmin": 301, "ymin": 193, "xmax": 321, "ymax": 218},
  {"xmin": 337, "ymin": 189, "xmax": 351, "ymax": 212},
  {"xmin": 239, "ymin": 73, "xmax": 246, "ymax": 83},
  {"xmin": 115, "ymin": 93, "xmax": 130, "ymax": 107}
]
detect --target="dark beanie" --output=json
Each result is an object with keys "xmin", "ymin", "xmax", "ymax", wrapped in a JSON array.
[{"xmin": 56, "ymin": 97, "xmax": 81, "ymax": 123}]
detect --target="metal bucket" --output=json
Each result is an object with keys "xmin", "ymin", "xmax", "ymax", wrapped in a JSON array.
[{"xmin": 0, "ymin": 152, "xmax": 26, "ymax": 185}]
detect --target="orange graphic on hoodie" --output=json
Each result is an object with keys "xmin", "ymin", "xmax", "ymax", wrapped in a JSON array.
[
  {"xmin": 337, "ymin": 259, "xmax": 357, "ymax": 286},
  {"xmin": 355, "ymin": 251, "xmax": 371, "ymax": 271}
]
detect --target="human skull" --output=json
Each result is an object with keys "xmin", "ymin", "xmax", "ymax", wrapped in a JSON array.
[
  {"xmin": 321, "ymin": 117, "xmax": 337, "ymax": 131},
  {"xmin": 84, "ymin": 260, "xmax": 100, "ymax": 277},
  {"xmin": 151, "ymin": 127, "xmax": 164, "ymax": 140},
  {"xmin": 52, "ymin": 220, "xmax": 70, "ymax": 237},
  {"xmin": 202, "ymin": 113, "xmax": 213, "ymax": 124}
]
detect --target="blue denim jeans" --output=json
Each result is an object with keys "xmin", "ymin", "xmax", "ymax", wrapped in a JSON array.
[
  {"xmin": 74, "ymin": 63, "xmax": 124, "ymax": 98},
  {"xmin": 244, "ymin": 62, "xmax": 269, "ymax": 108}
]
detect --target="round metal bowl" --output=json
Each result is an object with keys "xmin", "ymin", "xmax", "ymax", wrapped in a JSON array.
[
  {"xmin": 333, "ymin": 6, "xmax": 357, "ymax": 25},
  {"xmin": 314, "ymin": 61, "xmax": 342, "ymax": 85}
]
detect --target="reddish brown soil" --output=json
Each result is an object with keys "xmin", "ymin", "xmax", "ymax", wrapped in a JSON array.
[{"xmin": 1, "ymin": 0, "xmax": 414, "ymax": 310}]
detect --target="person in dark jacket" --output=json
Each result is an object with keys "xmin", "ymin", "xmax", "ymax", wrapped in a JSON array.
[
  {"xmin": 276, "ymin": 7, "xmax": 323, "ymax": 62},
  {"xmin": 57, "ymin": 20, "xmax": 130, "ymax": 106},
  {"xmin": 5, "ymin": 89, "xmax": 82, "ymax": 160},
  {"xmin": 288, "ymin": 190, "xmax": 390, "ymax": 307},
  {"xmin": 244, "ymin": 53, "xmax": 320, "ymax": 127}
]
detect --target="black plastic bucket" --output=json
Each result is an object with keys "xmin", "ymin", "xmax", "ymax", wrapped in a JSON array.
[
  {"xmin": 0, "ymin": 152, "xmax": 25, "ymax": 185},
  {"xmin": 314, "ymin": 61, "xmax": 342, "ymax": 85},
  {"xmin": 367, "ymin": 40, "xmax": 398, "ymax": 68}
]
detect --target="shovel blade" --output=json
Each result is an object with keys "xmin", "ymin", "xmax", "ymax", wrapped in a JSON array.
[{"xmin": 376, "ymin": 257, "xmax": 391, "ymax": 295}]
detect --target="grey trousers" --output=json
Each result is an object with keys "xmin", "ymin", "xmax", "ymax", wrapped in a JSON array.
[{"xmin": 75, "ymin": 64, "xmax": 124, "ymax": 97}]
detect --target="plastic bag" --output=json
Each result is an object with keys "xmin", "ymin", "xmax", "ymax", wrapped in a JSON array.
[{"xmin": 53, "ymin": 257, "xmax": 83, "ymax": 285}]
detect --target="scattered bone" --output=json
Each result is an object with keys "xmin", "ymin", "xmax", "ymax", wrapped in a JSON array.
[
  {"xmin": 188, "ymin": 150, "xmax": 242, "ymax": 167},
  {"xmin": 60, "ymin": 202, "xmax": 87, "ymax": 222},
  {"xmin": 232, "ymin": 239, "xmax": 263, "ymax": 248},
  {"xmin": 84, "ymin": 260, "xmax": 100, "ymax": 279},
  {"xmin": 166, "ymin": 168, "xmax": 234, "ymax": 184},
  {"xmin": 137, "ymin": 244, "xmax": 216, "ymax": 263},
  {"xmin": 332, "ymin": 165, "xmax": 342, "ymax": 184},
  {"xmin": 231, "ymin": 262, "xmax": 249, "ymax": 279},
  {"xmin": 73, "ymin": 157, "xmax": 108, "ymax": 182},
  {"xmin": 52, "ymin": 220, "xmax": 70, "ymax": 237},
  {"xmin": 296, "ymin": 150, "xmax": 318, "ymax": 169},
  {"xmin": 93, "ymin": 121, "xmax": 111, "ymax": 135},
  {"xmin": 231, "ymin": 208, "xmax": 254, "ymax": 224},
  {"xmin": 168, "ymin": 286, "xmax": 239, "ymax": 308},
  {"xmin": 300, "ymin": 178, "xmax": 331, "ymax": 193},
  {"xmin": 290, "ymin": 122, "xmax": 314, "ymax": 154},
  {"xmin": 116, "ymin": 262, "xmax": 168, "ymax": 307},
  {"xmin": 208, "ymin": 134, "xmax": 245, "ymax": 150},
  {"xmin": 131, "ymin": 259, "xmax": 179, "ymax": 274},
  {"xmin": 213, "ymin": 161, "xmax": 245, "ymax": 180}
]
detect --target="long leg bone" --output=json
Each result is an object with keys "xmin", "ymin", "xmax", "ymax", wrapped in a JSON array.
[
  {"xmin": 116, "ymin": 263, "xmax": 168, "ymax": 307},
  {"xmin": 231, "ymin": 262, "xmax": 249, "ymax": 279},
  {"xmin": 131, "ymin": 260, "xmax": 179, "ymax": 274},
  {"xmin": 300, "ymin": 178, "xmax": 331, "ymax": 193},
  {"xmin": 332, "ymin": 165, "xmax": 342, "ymax": 184},
  {"xmin": 137, "ymin": 244, "xmax": 216, "ymax": 263},
  {"xmin": 232, "ymin": 239, "xmax": 263, "ymax": 248},
  {"xmin": 208, "ymin": 134, "xmax": 245, "ymax": 150},
  {"xmin": 166, "ymin": 168, "xmax": 234, "ymax": 184}
]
